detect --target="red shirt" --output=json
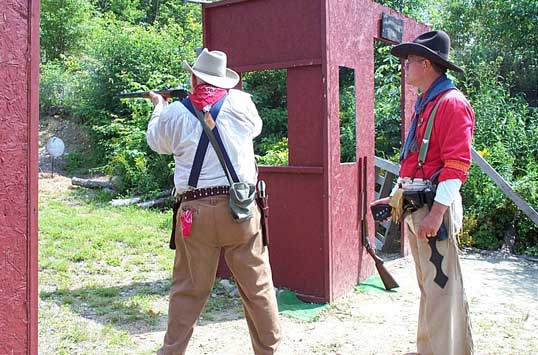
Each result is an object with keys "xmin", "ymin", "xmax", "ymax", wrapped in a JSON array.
[{"xmin": 400, "ymin": 89, "xmax": 475, "ymax": 183}]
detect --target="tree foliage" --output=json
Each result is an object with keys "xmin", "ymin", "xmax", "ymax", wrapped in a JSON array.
[
  {"xmin": 242, "ymin": 70, "xmax": 288, "ymax": 159},
  {"xmin": 440, "ymin": 0, "xmax": 538, "ymax": 106},
  {"xmin": 40, "ymin": 0, "xmax": 94, "ymax": 61}
]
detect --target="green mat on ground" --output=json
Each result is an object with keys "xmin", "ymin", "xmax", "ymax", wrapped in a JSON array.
[
  {"xmin": 277, "ymin": 290, "xmax": 329, "ymax": 321},
  {"xmin": 355, "ymin": 274, "xmax": 397, "ymax": 293}
]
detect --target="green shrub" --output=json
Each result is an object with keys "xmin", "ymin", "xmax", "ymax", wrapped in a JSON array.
[
  {"xmin": 339, "ymin": 67, "xmax": 356, "ymax": 163},
  {"xmin": 79, "ymin": 18, "xmax": 197, "ymax": 120},
  {"xmin": 374, "ymin": 43, "xmax": 402, "ymax": 162},
  {"xmin": 40, "ymin": 57, "xmax": 89, "ymax": 115},
  {"xmin": 256, "ymin": 138, "xmax": 288, "ymax": 166},
  {"xmin": 460, "ymin": 61, "xmax": 538, "ymax": 252},
  {"xmin": 101, "ymin": 115, "xmax": 175, "ymax": 196},
  {"xmin": 511, "ymin": 166, "xmax": 538, "ymax": 255},
  {"xmin": 71, "ymin": 17, "xmax": 200, "ymax": 192},
  {"xmin": 255, "ymin": 107, "xmax": 288, "ymax": 157},
  {"xmin": 459, "ymin": 213, "xmax": 477, "ymax": 248},
  {"xmin": 40, "ymin": 0, "xmax": 94, "ymax": 61},
  {"xmin": 243, "ymin": 70, "xmax": 288, "ymax": 157}
]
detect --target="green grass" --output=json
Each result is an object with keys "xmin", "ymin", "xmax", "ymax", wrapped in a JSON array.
[
  {"xmin": 38, "ymin": 187, "xmax": 233, "ymax": 354},
  {"xmin": 39, "ymin": 188, "xmax": 174, "ymax": 286}
]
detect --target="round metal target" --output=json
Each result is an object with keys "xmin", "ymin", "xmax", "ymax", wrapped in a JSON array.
[{"xmin": 46, "ymin": 136, "xmax": 65, "ymax": 158}]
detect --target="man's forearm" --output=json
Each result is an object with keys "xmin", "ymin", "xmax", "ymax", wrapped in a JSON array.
[{"xmin": 430, "ymin": 201, "xmax": 449, "ymax": 220}]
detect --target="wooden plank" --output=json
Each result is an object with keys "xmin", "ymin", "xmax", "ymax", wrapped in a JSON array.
[
  {"xmin": 374, "ymin": 156, "xmax": 400, "ymax": 175},
  {"xmin": 379, "ymin": 171, "xmax": 397, "ymax": 198},
  {"xmin": 381, "ymin": 222, "xmax": 400, "ymax": 253},
  {"xmin": 472, "ymin": 148, "xmax": 538, "ymax": 225},
  {"xmin": 375, "ymin": 174, "xmax": 385, "ymax": 186}
]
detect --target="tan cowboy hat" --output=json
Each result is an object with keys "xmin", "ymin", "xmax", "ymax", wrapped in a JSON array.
[{"xmin": 183, "ymin": 48, "xmax": 240, "ymax": 89}]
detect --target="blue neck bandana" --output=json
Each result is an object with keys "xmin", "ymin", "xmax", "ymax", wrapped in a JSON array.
[{"xmin": 400, "ymin": 74, "xmax": 456, "ymax": 161}]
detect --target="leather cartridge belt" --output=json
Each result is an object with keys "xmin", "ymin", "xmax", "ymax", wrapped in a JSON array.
[
  {"xmin": 182, "ymin": 186, "xmax": 230, "ymax": 201},
  {"xmin": 397, "ymin": 177, "xmax": 429, "ymax": 191}
]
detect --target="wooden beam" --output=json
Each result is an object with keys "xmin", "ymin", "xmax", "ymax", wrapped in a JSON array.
[
  {"xmin": 374, "ymin": 156, "xmax": 400, "ymax": 175},
  {"xmin": 471, "ymin": 148, "xmax": 538, "ymax": 225}
]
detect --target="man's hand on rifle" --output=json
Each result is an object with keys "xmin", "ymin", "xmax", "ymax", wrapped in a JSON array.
[
  {"xmin": 149, "ymin": 91, "xmax": 169, "ymax": 107},
  {"xmin": 370, "ymin": 197, "xmax": 391, "ymax": 222},
  {"xmin": 417, "ymin": 202, "xmax": 448, "ymax": 240}
]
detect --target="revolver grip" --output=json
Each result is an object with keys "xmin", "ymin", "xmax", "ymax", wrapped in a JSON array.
[{"xmin": 437, "ymin": 222, "xmax": 448, "ymax": 241}]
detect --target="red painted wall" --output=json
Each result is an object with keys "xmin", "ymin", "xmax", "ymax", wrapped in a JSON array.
[
  {"xmin": 208, "ymin": 0, "xmax": 330, "ymax": 303},
  {"xmin": 203, "ymin": 0, "xmax": 322, "ymax": 73},
  {"xmin": 0, "ymin": 0, "xmax": 40, "ymax": 353},
  {"xmin": 207, "ymin": 0, "xmax": 428, "ymax": 303},
  {"xmin": 325, "ymin": 0, "xmax": 428, "ymax": 299}
]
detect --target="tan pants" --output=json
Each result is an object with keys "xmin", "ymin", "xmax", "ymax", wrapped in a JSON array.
[
  {"xmin": 159, "ymin": 195, "xmax": 281, "ymax": 355},
  {"xmin": 404, "ymin": 205, "xmax": 473, "ymax": 355}
]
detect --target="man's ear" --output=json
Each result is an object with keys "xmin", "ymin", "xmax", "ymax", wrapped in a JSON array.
[{"xmin": 422, "ymin": 59, "xmax": 430, "ymax": 68}]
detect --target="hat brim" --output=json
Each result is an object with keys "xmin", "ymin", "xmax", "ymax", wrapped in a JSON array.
[
  {"xmin": 391, "ymin": 43, "xmax": 464, "ymax": 73},
  {"xmin": 183, "ymin": 61, "xmax": 240, "ymax": 89}
]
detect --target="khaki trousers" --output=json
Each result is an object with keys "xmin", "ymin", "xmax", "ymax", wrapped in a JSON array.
[
  {"xmin": 159, "ymin": 195, "xmax": 281, "ymax": 355},
  {"xmin": 404, "ymin": 204, "xmax": 473, "ymax": 355}
]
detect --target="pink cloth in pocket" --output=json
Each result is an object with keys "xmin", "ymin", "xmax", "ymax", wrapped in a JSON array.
[{"xmin": 180, "ymin": 209, "xmax": 193, "ymax": 237}]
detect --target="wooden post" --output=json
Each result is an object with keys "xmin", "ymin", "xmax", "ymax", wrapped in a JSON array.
[{"xmin": 0, "ymin": 0, "xmax": 40, "ymax": 353}]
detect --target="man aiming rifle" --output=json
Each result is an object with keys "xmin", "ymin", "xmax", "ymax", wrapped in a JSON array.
[{"xmin": 145, "ymin": 48, "xmax": 281, "ymax": 355}]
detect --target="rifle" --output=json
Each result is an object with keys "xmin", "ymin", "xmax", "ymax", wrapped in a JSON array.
[
  {"xmin": 117, "ymin": 89, "xmax": 188, "ymax": 100},
  {"xmin": 360, "ymin": 156, "xmax": 399, "ymax": 291}
]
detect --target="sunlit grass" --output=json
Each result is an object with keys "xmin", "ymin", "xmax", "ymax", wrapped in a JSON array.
[{"xmin": 39, "ymin": 188, "xmax": 174, "ymax": 287}]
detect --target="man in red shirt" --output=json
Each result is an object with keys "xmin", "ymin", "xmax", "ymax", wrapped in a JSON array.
[{"xmin": 372, "ymin": 31, "xmax": 474, "ymax": 355}]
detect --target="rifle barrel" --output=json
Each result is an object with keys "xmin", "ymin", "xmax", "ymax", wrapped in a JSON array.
[{"xmin": 117, "ymin": 89, "xmax": 188, "ymax": 99}]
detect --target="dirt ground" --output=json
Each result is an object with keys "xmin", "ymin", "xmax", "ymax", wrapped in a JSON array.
[{"xmin": 126, "ymin": 251, "xmax": 537, "ymax": 355}]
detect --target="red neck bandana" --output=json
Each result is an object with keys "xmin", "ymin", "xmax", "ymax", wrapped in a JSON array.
[{"xmin": 188, "ymin": 84, "xmax": 228, "ymax": 111}]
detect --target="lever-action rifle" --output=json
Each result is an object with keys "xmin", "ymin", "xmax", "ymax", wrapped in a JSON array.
[
  {"xmin": 117, "ymin": 89, "xmax": 188, "ymax": 100},
  {"xmin": 360, "ymin": 156, "xmax": 399, "ymax": 291}
]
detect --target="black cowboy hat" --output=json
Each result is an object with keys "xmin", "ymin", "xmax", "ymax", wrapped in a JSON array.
[{"xmin": 391, "ymin": 30, "xmax": 463, "ymax": 73}]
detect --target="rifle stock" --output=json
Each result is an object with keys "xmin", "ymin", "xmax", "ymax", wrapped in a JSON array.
[
  {"xmin": 362, "ymin": 229, "xmax": 399, "ymax": 290},
  {"xmin": 117, "ymin": 88, "xmax": 188, "ymax": 99},
  {"xmin": 361, "ymin": 156, "xmax": 399, "ymax": 291}
]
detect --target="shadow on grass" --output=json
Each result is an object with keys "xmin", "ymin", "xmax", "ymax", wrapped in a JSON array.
[{"xmin": 40, "ymin": 278, "xmax": 244, "ymax": 334}]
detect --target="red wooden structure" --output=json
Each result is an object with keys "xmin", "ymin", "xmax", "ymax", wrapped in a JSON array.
[
  {"xmin": 208, "ymin": 0, "xmax": 428, "ymax": 303},
  {"xmin": 0, "ymin": 0, "xmax": 40, "ymax": 353}
]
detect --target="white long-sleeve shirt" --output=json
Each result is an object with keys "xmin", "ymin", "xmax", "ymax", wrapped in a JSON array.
[{"xmin": 146, "ymin": 89, "xmax": 262, "ymax": 193}]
